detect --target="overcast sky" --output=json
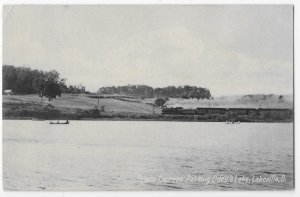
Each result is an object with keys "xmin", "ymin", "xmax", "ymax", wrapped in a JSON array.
[{"xmin": 3, "ymin": 5, "xmax": 293, "ymax": 96}]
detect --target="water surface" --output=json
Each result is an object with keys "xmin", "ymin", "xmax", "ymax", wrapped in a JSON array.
[{"xmin": 3, "ymin": 120, "xmax": 294, "ymax": 190}]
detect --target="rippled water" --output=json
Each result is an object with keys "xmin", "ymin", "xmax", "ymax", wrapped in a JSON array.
[{"xmin": 3, "ymin": 120, "xmax": 293, "ymax": 190}]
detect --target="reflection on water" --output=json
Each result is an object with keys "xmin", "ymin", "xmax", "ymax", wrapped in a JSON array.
[{"xmin": 3, "ymin": 120, "xmax": 293, "ymax": 190}]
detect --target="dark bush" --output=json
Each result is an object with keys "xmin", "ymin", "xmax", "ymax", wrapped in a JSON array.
[{"xmin": 76, "ymin": 108, "xmax": 100, "ymax": 119}]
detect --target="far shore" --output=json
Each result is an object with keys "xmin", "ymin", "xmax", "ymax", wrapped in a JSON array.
[
  {"xmin": 2, "ymin": 94, "xmax": 294, "ymax": 123},
  {"xmin": 3, "ymin": 116, "xmax": 293, "ymax": 123}
]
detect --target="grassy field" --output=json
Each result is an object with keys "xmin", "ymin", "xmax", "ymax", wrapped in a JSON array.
[{"xmin": 2, "ymin": 94, "xmax": 161, "ymax": 115}]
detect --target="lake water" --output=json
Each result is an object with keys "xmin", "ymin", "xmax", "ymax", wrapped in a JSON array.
[{"xmin": 3, "ymin": 120, "xmax": 294, "ymax": 190}]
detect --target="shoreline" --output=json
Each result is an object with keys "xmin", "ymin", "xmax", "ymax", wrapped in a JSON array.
[
  {"xmin": 3, "ymin": 94, "xmax": 293, "ymax": 123},
  {"xmin": 2, "ymin": 117, "xmax": 294, "ymax": 123}
]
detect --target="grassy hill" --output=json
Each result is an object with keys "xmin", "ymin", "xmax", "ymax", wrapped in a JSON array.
[{"xmin": 3, "ymin": 94, "xmax": 161, "ymax": 115}]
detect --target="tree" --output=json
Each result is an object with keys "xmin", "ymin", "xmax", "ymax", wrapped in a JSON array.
[
  {"xmin": 98, "ymin": 85, "xmax": 212, "ymax": 99},
  {"xmin": 43, "ymin": 81, "xmax": 62, "ymax": 101},
  {"xmin": 33, "ymin": 78, "xmax": 46, "ymax": 98},
  {"xmin": 3, "ymin": 65, "xmax": 88, "ymax": 95},
  {"xmin": 15, "ymin": 67, "xmax": 35, "ymax": 94},
  {"xmin": 278, "ymin": 95, "xmax": 285, "ymax": 103},
  {"xmin": 33, "ymin": 78, "xmax": 62, "ymax": 103},
  {"xmin": 2, "ymin": 65, "xmax": 17, "ymax": 91},
  {"xmin": 32, "ymin": 69, "xmax": 63, "ymax": 102},
  {"xmin": 154, "ymin": 98, "xmax": 168, "ymax": 107}
]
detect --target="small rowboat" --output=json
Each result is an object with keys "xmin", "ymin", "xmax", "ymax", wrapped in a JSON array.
[
  {"xmin": 226, "ymin": 121, "xmax": 240, "ymax": 124},
  {"xmin": 50, "ymin": 120, "xmax": 69, "ymax": 125}
]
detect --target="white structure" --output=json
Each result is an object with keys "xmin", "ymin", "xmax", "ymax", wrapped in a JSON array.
[{"xmin": 4, "ymin": 89, "xmax": 13, "ymax": 95}]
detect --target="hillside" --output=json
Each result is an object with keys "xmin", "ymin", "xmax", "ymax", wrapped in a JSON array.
[{"xmin": 3, "ymin": 94, "xmax": 161, "ymax": 116}]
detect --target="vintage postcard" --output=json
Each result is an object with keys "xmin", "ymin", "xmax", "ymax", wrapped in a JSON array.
[{"xmin": 2, "ymin": 5, "xmax": 294, "ymax": 191}]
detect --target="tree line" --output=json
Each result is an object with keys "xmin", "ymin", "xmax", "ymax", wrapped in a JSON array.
[
  {"xmin": 3, "ymin": 65, "xmax": 212, "ymax": 100},
  {"xmin": 98, "ymin": 85, "xmax": 212, "ymax": 99},
  {"xmin": 2, "ymin": 65, "xmax": 86, "ymax": 95}
]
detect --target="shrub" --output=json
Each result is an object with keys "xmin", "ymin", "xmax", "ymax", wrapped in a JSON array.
[{"xmin": 75, "ymin": 108, "xmax": 100, "ymax": 119}]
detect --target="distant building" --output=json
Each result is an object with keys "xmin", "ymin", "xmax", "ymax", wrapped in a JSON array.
[{"xmin": 4, "ymin": 89, "xmax": 13, "ymax": 95}]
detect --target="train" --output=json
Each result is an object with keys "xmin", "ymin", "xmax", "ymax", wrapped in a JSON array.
[{"xmin": 162, "ymin": 106, "xmax": 292, "ymax": 117}]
